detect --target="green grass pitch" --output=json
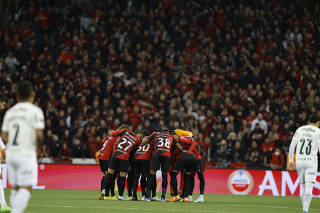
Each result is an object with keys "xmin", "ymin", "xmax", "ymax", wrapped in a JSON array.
[{"xmin": 4, "ymin": 189, "xmax": 320, "ymax": 213}]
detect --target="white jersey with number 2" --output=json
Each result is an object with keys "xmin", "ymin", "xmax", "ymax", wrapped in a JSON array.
[
  {"xmin": 1, "ymin": 102, "xmax": 45, "ymax": 155},
  {"xmin": 289, "ymin": 125, "xmax": 320, "ymax": 164}
]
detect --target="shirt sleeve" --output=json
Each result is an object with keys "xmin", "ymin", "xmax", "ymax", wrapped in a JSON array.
[
  {"xmin": 1, "ymin": 112, "xmax": 9, "ymax": 132},
  {"xmin": 0, "ymin": 137, "xmax": 5, "ymax": 149},
  {"xmin": 33, "ymin": 109, "xmax": 45, "ymax": 130},
  {"xmin": 288, "ymin": 129, "xmax": 299, "ymax": 163}
]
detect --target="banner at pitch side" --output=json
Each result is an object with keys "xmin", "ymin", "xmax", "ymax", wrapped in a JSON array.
[{"xmin": 1, "ymin": 164, "xmax": 320, "ymax": 196}]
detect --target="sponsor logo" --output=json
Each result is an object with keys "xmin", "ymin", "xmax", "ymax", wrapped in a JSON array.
[{"xmin": 228, "ymin": 170, "xmax": 253, "ymax": 195}]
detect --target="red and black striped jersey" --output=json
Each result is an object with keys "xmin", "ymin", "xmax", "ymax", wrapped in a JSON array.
[
  {"xmin": 134, "ymin": 140, "xmax": 154, "ymax": 160},
  {"xmin": 112, "ymin": 129, "xmax": 140, "ymax": 160},
  {"xmin": 98, "ymin": 136, "xmax": 115, "ymax": 161},
  {"xmin": 148, "ymin": 132, "xmax": 175, "ymax": 157}
]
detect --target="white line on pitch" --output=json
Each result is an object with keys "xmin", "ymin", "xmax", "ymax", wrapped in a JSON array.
[{"xmin": 29, "ymin": 204, "xmax": 239, "ymax": 213}]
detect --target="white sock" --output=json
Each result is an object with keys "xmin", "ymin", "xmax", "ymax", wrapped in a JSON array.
[
  {"xmin": 199, "ymin": 194, "xmax": 204, "ymax": 200},
  {"xmin": 303, "ymin": 194, "xmax": 312, "ymax": 212},
  {"xmin": 11, "ymin": 188, "xmax": 31, "ymax": 213},
  {"xmin": 300, "ymin": 183, "xmax": 305, "ymax": 205},
  {"xmin": 188, "ymin": 195, "xmax": 192, "ymax": 201},
  {"xmin": 0, "ymin": 179, "xmax": 8, "ymax": 207},
  {"xmin": 10, "ymin": 189, "xmax": 17, "ymax": 208},
  {"xmin": 303, "ymin": 183, "xmax": 313, "ymax": 212}
]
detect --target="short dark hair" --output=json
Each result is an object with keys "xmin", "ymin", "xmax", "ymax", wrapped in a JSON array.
[
  {"xmin": 17, "ymin": 81, "xmax": 33, "ymax": 100},
  {"xmin": 117, "ymin": 124, "xmax": 129, "ymax": 130},
  {"xmin": 309, "ymin": 114, "xmax": 320, "ymax": 123},
  {"xmin": 0, "ymin": 94, "xmax": 8, "ymax": 103}
]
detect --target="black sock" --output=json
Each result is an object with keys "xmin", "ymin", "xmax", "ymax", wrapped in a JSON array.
[
  {"xmin": 118, "ymin": 177, "xmax": 126, "ymax": 196},
  {"xmin": 147, "ymin": 174, "xmax": 156, "ymax": 198},
  {"xmin": 170, "ymin": 172, "xmax": 178, "ymax": 196},
  {"xmin": 133, "ymin": 174, "xmax": 139, "ymax": 198},
  {"xmin": 141, "ymin": 175, "xmax": 147, "ymax": 197},
  {"xmin": 184, "ymin": 174, "xmax": 192, "ymax": 197},
  {"xmin": 127, "ymin": 171, "xmax": 134, "ymax": 197},
  {"xmin": 161, "ymin": 174, "xmax": 168, "ymax": 198},
  {"xmin": 110, "ymin": 175, "xmax": 115, "ymax": 196},
  {"xmin": 198, "ymin": 172, "xmax": 205, "ymax": 194},
  {"xmin": 104, "ymin": 173, "xmax": 115, "ymax": 195},
  {"xmin": 190, "ymin": 173, "xmax": 195, "ymax": 196},
  {"xmin": 100, "ymin": 176, "xmax": 104, "ymax": 192}
]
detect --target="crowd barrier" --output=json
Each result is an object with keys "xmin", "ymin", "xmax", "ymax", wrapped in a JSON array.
[{"xmin": 1, "ymin": 164, "xmax": 320, "ymax": 196}]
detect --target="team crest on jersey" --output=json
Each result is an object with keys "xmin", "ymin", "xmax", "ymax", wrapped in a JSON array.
[{"xmin": 227, "ymin": 170, "xmax": 253, "ymax": 195}]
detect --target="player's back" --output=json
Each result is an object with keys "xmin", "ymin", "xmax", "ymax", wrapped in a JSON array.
[
  {"xmin": 295, "ymin": 125, "xmax": 320, "ymax": 161},
  {"xmin": 3, "ymin": 102, "xmax": 44, "ymax": 155}
]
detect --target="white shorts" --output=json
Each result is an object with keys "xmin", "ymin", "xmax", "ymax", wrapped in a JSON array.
[
  {"xmin": 6, "ymin": 151, "xmax": 38, "ymax": 186},
  {"xmin": 296, "ymin": 161, "xmax": 318, "ymax": 184}
]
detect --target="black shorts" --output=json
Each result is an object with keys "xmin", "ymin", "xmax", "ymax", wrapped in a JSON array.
[
  {"xmin": 99, "ymin": 159, "xmax": 109, "ymax": 172},
  {"xmin": 174, "ymin": 152, "xmax": 197, "ymax": 172},
  {"xmin": 150, "ymin": 155, "xmax": 170, "ymax": 173},
  {"xmin": 108, "ymin": 156, "xmax": 129, "ymax": 173},
  {"xmin": 134, "ymin": 159, "xmax": 150, "ymax": 176}
]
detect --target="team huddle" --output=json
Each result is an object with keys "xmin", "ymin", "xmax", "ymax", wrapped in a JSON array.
[{"xmin": 97, "ymin": 125, "xmax": 205, "ymax": 202}]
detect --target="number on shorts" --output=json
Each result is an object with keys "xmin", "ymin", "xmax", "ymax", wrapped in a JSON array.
[
  {"xmin": 117, "ymin": 138, "xmax": 133, "ymax": 151},
  {"xmin": 299, "ymin": 138, "xmax": 312, "ymax": 155},
  {"xmin": 12, "ymin": 123, "xmax": 20, "ymax": 146},
  {"xmin": 158, "ymin": 138, "xmax": 171, "ymax": 149}
]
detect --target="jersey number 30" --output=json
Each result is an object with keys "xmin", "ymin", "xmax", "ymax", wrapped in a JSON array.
[{"xmin": 299, "ymin": 138, "xmax": 312, "ymax": 155}]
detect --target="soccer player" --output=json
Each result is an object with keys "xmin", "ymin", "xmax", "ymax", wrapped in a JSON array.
[
  {"xmin": 288, "ymin": 114, "xmax": 320, "ymax": 213},
  {"xmin": 169, "ymin": 136, "xmax": 197, "ymax": 202},
  {"xmin": 187, "ymin": 137, "xmax": 205, "ymax": 202},
  {"xmin": 1, "ymin": 81, "xmax": 45, "ymax": 213},
  {"xmin": 103, "ymin": 125, "xmax": 140, "ymax": 200},
  {"xmin": 0, "ymin": 95, "xmax": 10, "ymax": 211},
  {"xmin": 98, "ymin": 134, "xmax": 116, "ymax": 200},
  {"xmin": 142, "ymin": 129, "xmax": 181, "ymax": 201},
  {"xmin": 132, "ymin": 130, "xmax": 154, "ymax": 201}
]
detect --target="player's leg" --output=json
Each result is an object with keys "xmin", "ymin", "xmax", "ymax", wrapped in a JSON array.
[
  {"xmin": 126, "ymin": 164, "xmax": 135, "ymax": 200},
  {"xmin": 160, "ymin": 156, "xmax": 170, "ymax": 201},
  {"xmin": 168, "ymin": 157, "xmax": 184, "ymax": 202},
  {"xmin": 6, "ymin": 154, "xmax": 16, "ymax": 211},
  {"xmin": 0, "ymin": 172, "xmax": 9, "ymax": 210},
  {"xmin": 99, "ymin": 159, "xmax": 108, "ymax": 199},
  {"xmin": 146, "ymin": 155, "xmax": 159, "ymax": 201},
  {"xmin": 297, "ymin": 166, "xmax": 305, "ymax": 206},
  {"xmin": 12, "ymin": 155, "xmax": 37, "ymax": 213},
  {"xmin": 140, "ymin": 160, "xmax": 149, "ymax": 199},
  {"xmin": 103, "ymin": 157, "xmax": 117, "ymax": 199},
  {"xmin": 194, "ymin": 159, "xmax": 205, "ymax": 202},
  {"xmin": 132, "ymin": 160, "xmax": 141, "ymax": 200},
  {"xmin": 169, "ymin": 171, "xmax": 179, "ymax": 196},
  {"xmin": 188, "ymin": 171, "xmax": 196, "ymax": 202},
  {"xmin": 302, "ymin": 166, "xmax": 317, "ymax": 212},
  {"xmin": 117, "ymin": 159, "xmax": 129, "ymax": 200}
]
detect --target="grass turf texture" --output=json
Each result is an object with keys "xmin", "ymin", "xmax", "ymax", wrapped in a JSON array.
[{"xmin": 4, "ymin": 189, "xmax": 320, "ymax": 213}]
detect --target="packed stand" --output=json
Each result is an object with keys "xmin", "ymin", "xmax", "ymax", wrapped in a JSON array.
[{"xmin": 0, "ymin": 0, "xmax": 320, "ymax": 169}]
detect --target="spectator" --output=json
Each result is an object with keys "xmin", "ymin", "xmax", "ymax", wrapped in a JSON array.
[
  {"xmin": 246, "ymin": 141, "xmax": 261, "ymax": 168},
  {"xmin": 269, "ymin": 148, "xmax": 285, "ymax": 170},
  {"xmin": 4, "ymin": 52, "xmax": 19, "ymax": 72},
  {"xmin": 251, "ymin": 113, "xmax": 268, "ymax": 135},
  {"xmin": 215, "ymin": 139, "xmax": 230, "ymax": 168}
]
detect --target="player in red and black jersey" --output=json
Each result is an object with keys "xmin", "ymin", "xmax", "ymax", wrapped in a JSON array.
[
  {"xmin": 191, "ymin": 141, "xmax": 206, "ymax": 203},
  {"xmin": 131, "ymin": 130, "xmax": 154, "ymax": 201},
  {"xmin": 98, "ymin": 135, "xmax": 116, "ymax": 200},
  {"xmin": 103, "ymin": 125, "xmax": 140, "ymax": 200},
  {"xmin": 141, "ymin": 129, "xmax": 182, "ymax": 201},
  {"xmin": 168, "ymin": 135, "xmax": 197, "ymax": 202}
]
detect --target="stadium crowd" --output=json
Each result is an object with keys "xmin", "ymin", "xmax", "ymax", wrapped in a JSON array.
[{"xmin": 0, "ymin": 0, "xmax": 320, "ymax": 169}]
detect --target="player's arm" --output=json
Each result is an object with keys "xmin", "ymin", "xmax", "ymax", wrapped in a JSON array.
[
  {"xmin": 173, "ymin": 134, "xmax": 183, "ymax": 150},
  {"xmin": 140, "ymin": 136, "xmax": 149, "ymax": 146},
  {"xmin": 36, "ymin": 129, "xmax": 44, "ymax": 147},
  {"xmin": 288, "ymin": 130, "xmax": 299, "ymax": 170},
  {"xmin": 1, "ymin": 112, "xmax": 9, "ymax": 145},
  {"xmin": 1, "ymin": 132, "xmax": 8, "ymax": 145}
]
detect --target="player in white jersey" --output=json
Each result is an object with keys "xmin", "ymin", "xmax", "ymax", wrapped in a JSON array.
[
  {"xmin": 0, "ymin": 95, "xmax": 10, "ymax": 212},
  {"xmin": 1, "ymin": 81, "xmax": 44, "ymax": 213},
  {"xmin": 288, "ymin": 114, "xmax": 320, "ymax": 213}
]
